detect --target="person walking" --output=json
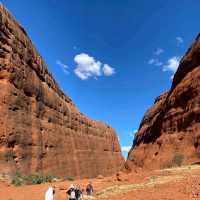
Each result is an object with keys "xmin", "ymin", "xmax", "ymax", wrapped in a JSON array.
[
  {"xmin": 86, "ymin": 182, "xmax": 93, "ymax": 197},
  {"xmin": 67, "ymin": 184, "xmax": 76, "ymax": 200},
  {"xmin": 45, "ymin": 186, "xmax": 55, "ymax": 200},
  {"xmin": 75, "ymin": 185, "xmax": 82, "ymax": 200}
]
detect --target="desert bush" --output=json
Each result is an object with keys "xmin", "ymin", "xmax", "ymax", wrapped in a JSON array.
[
  {"xmin": 64, "ymin": 176, "xmax": 75, "ymax": 181},
  {"xmin": 195, "ymin": 152, "xmax": 200, "ymax": 159},
  {"xmin": 162, "ymin": 153, "xmax": 184, "ymax": 169},
  {"xmin": 12, "ymin": 171, "xmax": 25, "ymax": 186},
  {"xmin": 12, "ymin": 171, "xmax": 56, "ymax": 186},
  {"xmin": 172, "ymin": 154, "xmax": 184, "ymax": 166},
  {"xmin": 149, "ymin": 175, "xmax": 158, "ymax": 182}
]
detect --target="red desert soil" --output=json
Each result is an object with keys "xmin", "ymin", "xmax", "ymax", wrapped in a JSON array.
[{"xmin": 0, "ymin": 165, "xmax": 199, "ymax": 200}]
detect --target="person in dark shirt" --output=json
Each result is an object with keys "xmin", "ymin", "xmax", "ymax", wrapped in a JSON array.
[
  {"xmin": 86, "ymin": 182, "xmax": 94, "ymax": 196},
  {"xmin": 67, "ymin": 184, "xmax": 76, "ymax": 200}
]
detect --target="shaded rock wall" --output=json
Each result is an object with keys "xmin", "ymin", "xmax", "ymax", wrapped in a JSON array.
[
  {"xmin": 126, "ymin": 34, "xmax": 200, "ymax": 170},
  {"xmin": 0, "ymin": 5, "xmax": 124, "ymax": 178}
]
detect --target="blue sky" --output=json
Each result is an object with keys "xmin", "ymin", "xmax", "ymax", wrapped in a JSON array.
[{"xmin": 2, "ymin": 0, "xmax": 200, "ymax": 158}]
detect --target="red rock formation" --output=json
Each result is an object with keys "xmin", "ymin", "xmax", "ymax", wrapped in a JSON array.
[
  {"xmin": 126, "ymin": 34, "xmax": 200, "ymax": 170},
  {"xmin": 0, "ymin": 5, "xmax": 124, "ymax": 178}
]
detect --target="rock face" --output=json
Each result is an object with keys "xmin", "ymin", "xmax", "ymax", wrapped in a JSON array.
[
  {"xmin": 126, "ymin": 34, "xmax": 200, "ymax": 170},
  {"xmin": 0, "ymin": 5, "xmax": 124, "ymax": 178}
]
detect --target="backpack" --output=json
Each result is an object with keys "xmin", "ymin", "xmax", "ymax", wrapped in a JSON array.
[
  {"xmin": 75, "ymin": 188, "xmax": 81, "ymax": 198},
  {"xmin": 70, "ymin": 189, "xmax": 76, "ymax": 199}
]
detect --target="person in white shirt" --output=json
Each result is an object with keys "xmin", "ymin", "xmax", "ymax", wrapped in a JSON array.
[{"xmin": 45, "ymin": 186, "xmax": 55, "ymax": 200}]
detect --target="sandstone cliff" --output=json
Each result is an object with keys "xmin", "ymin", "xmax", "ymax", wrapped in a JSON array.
[
  {"xmin": 126, "ymin": 34, "xmax": 200, "ymax": 170},
  {"xmin": 0, "ymin": 5, "xmax": 124, "ymax": 178}
]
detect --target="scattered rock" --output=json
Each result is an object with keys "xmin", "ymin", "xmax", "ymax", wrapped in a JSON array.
[
  {"xmin": 116, "ymin": 171, "xmax": 129, "ymax": 182},
  {"xmin": 97, "ymin": 175, "xmax": 104, "ymax": 179},
  {"xmin": 59, "ymin": 186, "xmax": 67, "ymax": 191}
]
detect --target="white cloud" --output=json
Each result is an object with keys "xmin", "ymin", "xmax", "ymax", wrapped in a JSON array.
[
  {"xmin": 129, "ymin": 129, "xmax": 138, "ymax": 138},
  {"xmin": 74, "ymin": 53, "xmax": 101, "ymax": 80},
  {"xmin": 56, "ymin": 60, "xmax": 69, "ymax": 74},
  {"xmin": 74, "ymin": 53, "xmax": 115, "ymax": 80},
  {"xmin": 148, "ymin": 58, "xmax": 155, "ymax": 65},
  {"xmin": 121, "ymin": 146, "xmax": 132, "ymax": 152},
  {"xmin": 163, "ymin": 56, "xmax": 180, "ymax": 73},
  {"xmin": 176, "ymin": 37, "xmax": 183, "ymax": 46},
  {"xmin": 148, "ymin": 58, "xmax": 163, "ymax": 66},
  {"xmin": 117, "ymin": 136, "xmax": 120, "ymax": 142},
  {"xmin": 133, "ymin": 129, "xmax": 138, "ymax": 133},
  {"xmin": 149, "ymin": 45, "xmax": 181, "ymax": 79},
  {"xmin": 148, "ymin": 48, "xmax": 163, "ymax": 66},
  {"xmin": 170, "ymin": 74, "xmax": 174, "ymax": 80},
  {"xmin": 154, "ymin": 48, "xmax": 164, "ymax": 56},
  {"xmin": 102, "ymin": 64, "xmax": 115, "ymax": 76},
  {"xmin": 155, "ymin": 61, "xmax": 163, "ymax": 66},
  {"xmin": 148, "ymin": 54, "xmax": 180, "ymax": 79}
]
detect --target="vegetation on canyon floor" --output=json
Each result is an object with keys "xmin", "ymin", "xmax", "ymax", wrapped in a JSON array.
[
  {"xmin": 12, "ymin": 171, "xmax": 57, "ymax": 186},
  {"xmin": 162, "ymin": 153, "xmax": 184, "ymax": 169}
]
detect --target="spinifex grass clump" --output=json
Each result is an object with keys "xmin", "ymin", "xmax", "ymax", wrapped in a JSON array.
[
  {"xmin": 162, "ymin": 153, "xmax": 184, "ymax": 169},
  {"xmin": 12, "ymin": 171, "xmax": 56, "ymax": 186}
]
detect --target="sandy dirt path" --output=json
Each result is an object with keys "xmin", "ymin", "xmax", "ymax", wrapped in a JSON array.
[{"xmin": 0, "ymin": 165, "xmax": 199, "ymax": 200}]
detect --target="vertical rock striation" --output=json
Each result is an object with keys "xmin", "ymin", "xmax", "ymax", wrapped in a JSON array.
[
  {"xmin": 0, "ymin": 5, "xmax": 124, "ymax": 178},
  {"xmin": 126, "ymin": 34, "xmax": 200, "ymax": 170}
]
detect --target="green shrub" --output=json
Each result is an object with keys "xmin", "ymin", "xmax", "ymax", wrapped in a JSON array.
[
  {"xmin": 12, "ymin": 171, "xmax": 56, "ymax": 186},
  {"xmin": 12, "ymin": 171, "xmax": 25, "ymax": 186},
  {"xmin": 172, "ymin": 154, "xmax": 184, "ymax": 166},
  {"xmin": 162, "ymin": 153, "xmax": 184, "ymax": 169},
  {"xmin": 196, "ymin": 152, "xmax": 200, "ymax": 159},
  {"xmin": 65, "ymin": 176, "xmax": 75, "ymax": 181},
  {"xmin": 149, "ymin": 175, "xmax": 158, "ymax": 182}
]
